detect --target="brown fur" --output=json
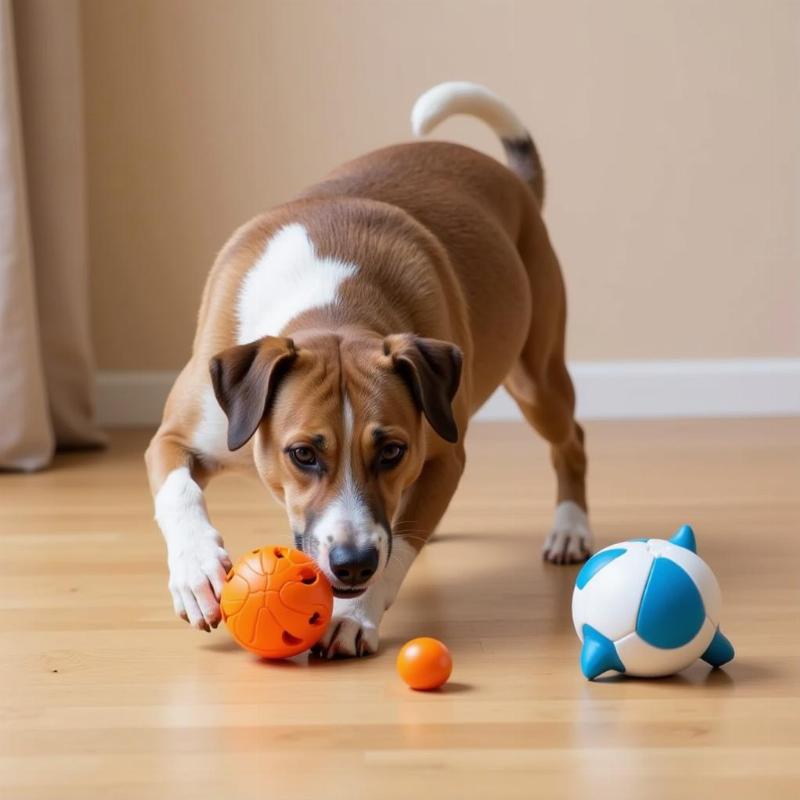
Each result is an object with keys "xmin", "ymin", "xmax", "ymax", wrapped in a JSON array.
[{"xmin": 145, "ymin": 138, "xmax": 588, "ymax": 638}]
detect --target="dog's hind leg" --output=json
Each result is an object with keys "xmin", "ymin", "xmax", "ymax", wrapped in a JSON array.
[{"xmin": 504, "ymin": 236, "xmax": 593, "ymax": 564}]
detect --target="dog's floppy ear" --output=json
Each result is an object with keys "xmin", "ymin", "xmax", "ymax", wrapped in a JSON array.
[
  {"xmin": 385, "ymin": 334, "xmax": 463, "ymax": 443},
  {"xmin": 209, "ymin": 336, "xmax": 297, "ymax": 451}
]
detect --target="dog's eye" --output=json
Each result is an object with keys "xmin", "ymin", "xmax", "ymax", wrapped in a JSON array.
[
  {"xmin": 289, "ymin": 446, "xmax": 317, "ymax": 468},
  {"xmin": 378, "ymin": 442, "xmax": 406, "ymax": 469}
]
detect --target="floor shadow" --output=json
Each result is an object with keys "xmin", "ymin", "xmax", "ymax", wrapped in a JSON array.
[
  {"xmin": 253, "ymin": 656, "xmax": 306, "ymax": 670},
  {"xmin": 199, "ymin": 638, "xmax": 241, "ymax": 653},
  {"xmin": 434, "ymin": 681, "xmax": 474, "ymax": 694},
  {"xmin": 589, "ymin": 659, "xmax": 764, "ymax": 688},
  {"xmin": 701, "ymin": 666, "xmax": 736, "ymax": 687},
  {"xmin": 706, "ymin": 658, "xmax": 778, "ymax": 686},
  {"xmin": 591, "ymin": 672, "xmax": 696, "ymax": 686},
  {"xmin": 200, "ymin": 640, "xmax": 360, "ymax": 668},
  {"xmin": 306, "ymin": 649, "xmax": 383, "ymax": 666}
]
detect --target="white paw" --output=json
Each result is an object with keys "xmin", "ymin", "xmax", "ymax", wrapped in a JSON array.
[
  {"xmin": 543, "ymin": 501, "xmax": 594, "ymax": 564},
  {"xmin": 312, "ymin": 594, "xmax": 383, "ymax": 658},
  {"xmin": 166, "ymin": 529, "xmax": 232, "ymax": 632},
  {"xmin": 155, "ymin": 467, "xmax": 232, "ymax": 631}
]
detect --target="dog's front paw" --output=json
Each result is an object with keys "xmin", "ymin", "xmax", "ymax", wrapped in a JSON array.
[
  {"xmin": 166, "ymin": 529, "xmax": 232, "ymax": 632},
  {"xmin": 312, "ymin": 595, "xmax": 383, "ymax": 658},
  {"xmin": 313, "ymin": 615, "xmax": 379, "ymax": 659},
  {"xmin": 543, "ymin": 500, "xmax": 594, "ymax": 564}
]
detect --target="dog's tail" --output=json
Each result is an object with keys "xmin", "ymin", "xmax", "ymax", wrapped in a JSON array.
[{"xmin": 411, "ymin": 81, "xmax": 544, "ymax": 205}]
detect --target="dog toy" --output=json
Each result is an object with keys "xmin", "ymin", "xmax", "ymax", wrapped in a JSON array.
[
  {"xmin": 396, "ymin": 637, "xmax": 453, "ymax": 690},
  {"xmin": 221, "ymin": 546, "xmax": 333, "ymax": 658},
  {"xmin": 572, "ymin": 525, "xmax": 734, "ymax": 680}
]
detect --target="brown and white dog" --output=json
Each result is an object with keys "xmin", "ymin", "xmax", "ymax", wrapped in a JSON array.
[{"xmin": 145, "ymin": 82, "xmax": 593, "ymax": 657}]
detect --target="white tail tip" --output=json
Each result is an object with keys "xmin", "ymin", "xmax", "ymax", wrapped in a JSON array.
[{"xmin": 411, "ymin": 81, "xmax": 528, "ymax": 141}]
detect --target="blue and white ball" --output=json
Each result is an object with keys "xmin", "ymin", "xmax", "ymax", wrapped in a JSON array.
[{"xmin": 572, "ymin": 525, "xmax": 734, "ymax": 679}]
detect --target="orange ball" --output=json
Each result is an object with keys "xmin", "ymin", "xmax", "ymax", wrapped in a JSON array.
[
  {"xmin": 396, "ymin": 637, "xmax": 453, "ymax": 690},
  {"xmin": 221, "ymin": 546, "xmax": 332, "ymax": 658}
]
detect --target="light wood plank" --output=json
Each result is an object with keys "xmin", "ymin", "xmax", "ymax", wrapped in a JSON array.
[{"xmin": 0, "ymin": 419, "xmax": 798, "ymax": 798}]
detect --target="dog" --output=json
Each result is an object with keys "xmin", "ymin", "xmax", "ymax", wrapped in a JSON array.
[{"xmin": 145, "ymin": 81, "xmax": 593, "ymax": 657}]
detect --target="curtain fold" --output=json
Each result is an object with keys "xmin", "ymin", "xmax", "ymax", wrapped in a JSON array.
[{"xmin": 0, "ymin": 0, "xmax": 104, "ymax": 471}]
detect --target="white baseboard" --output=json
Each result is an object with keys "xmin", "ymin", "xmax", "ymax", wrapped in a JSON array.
[
  {"xmin": 95, "ymin": 358, "xmax": 800, "ymax": 428},
  {"xmin": 476, "ymin": 358, "xmax": 800, "ymax": 421}
]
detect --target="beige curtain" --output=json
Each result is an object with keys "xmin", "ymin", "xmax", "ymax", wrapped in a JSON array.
[{"xmin": 0, "ymin": 0, "xmax": 103, "ymax": 471}]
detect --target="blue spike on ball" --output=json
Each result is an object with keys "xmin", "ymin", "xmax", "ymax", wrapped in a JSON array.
[
  {"xmin": 670, "ymin": 524, "xmax": 697, "ymax": 553},
  {"xmin": 573, "ymin": 525, "xmax": 734, "ymax": 680}
]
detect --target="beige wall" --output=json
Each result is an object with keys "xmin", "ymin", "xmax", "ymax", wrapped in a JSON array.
[{"xmin": 81, "ymin": 0, "xmax": 800, "ymax": 371}]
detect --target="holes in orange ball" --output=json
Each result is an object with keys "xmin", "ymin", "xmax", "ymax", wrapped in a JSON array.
[
  {"xmin": 282, "ymin": 630, "xmax": 302, "ymax": 646},
  {"xmin": 274, "ymin": 547, "xmax": 285, "ymax": 559},
  {"xmin": 299, "ymin": 569, "xmax": 317, "ymax": 585},
  {"xmin": 308, "ymin": 612, "xmax": 323, "ymax": 625}
]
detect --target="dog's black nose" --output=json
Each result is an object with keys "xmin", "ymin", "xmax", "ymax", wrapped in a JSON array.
[{"xmin": 328, "ymin": 544, "xmax": 379, "ymax": 586}]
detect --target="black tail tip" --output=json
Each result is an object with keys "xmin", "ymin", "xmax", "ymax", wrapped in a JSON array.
[{"xmin": 501, "ymin": 134, "xmax": 544, "ymax": 204}]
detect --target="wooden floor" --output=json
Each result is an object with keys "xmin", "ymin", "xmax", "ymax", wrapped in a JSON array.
[{"xmin": 1, "ymin": 419, "xmax": 798, "ymax": 799}]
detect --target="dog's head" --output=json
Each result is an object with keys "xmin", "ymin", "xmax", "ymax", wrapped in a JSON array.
[{"xmin": 210, "ymin": 330, "xmax": 462, "ymax": 597}]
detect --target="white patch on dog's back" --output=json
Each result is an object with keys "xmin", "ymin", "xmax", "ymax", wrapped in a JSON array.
[{"xmin": 237, "ymin": 223, "xmax": 357, "ymax": 344}]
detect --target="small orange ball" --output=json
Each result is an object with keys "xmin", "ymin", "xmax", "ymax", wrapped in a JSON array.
[
  {"xmin": 221, "ymin": 546, "xmax": 332, "ymax": 658},
  {"xmin": 396, "ymin": 637, "xmax": 453, "ymax": 690}
]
